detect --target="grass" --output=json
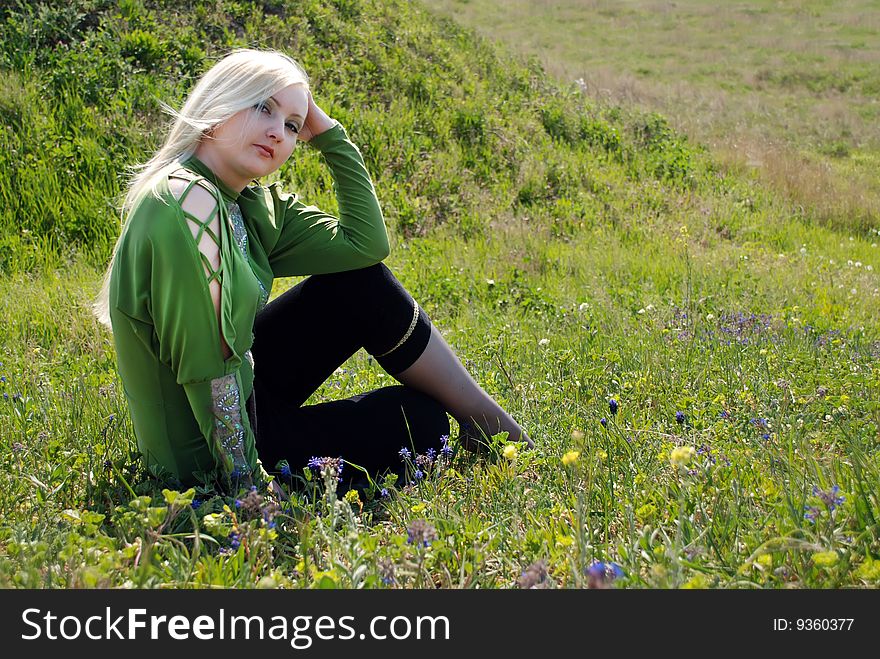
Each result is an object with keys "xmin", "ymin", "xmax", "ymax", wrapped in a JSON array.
[
  {"xmin": 0, "ymin": 0, "xmax": 878, "ymax": 588},
  {"xmin": 420, "ymin": 0, "xmax": 880, "ymax": 233}
]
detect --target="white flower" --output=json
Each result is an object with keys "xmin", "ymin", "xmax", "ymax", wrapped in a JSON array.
[
  {"xmin": 538, "ymin": 338, "xmax": 550, "ymax": 346},
  {"xmin": 646, "ymin": 304, "xmax": 655, "ymax": 312},
  {"xmin": 579, "ymin": 302, "xmax": 590, "ymax": 311},
  {"xmin": 706, "ymin": 314, "xmax": 714, "ymax": 321},
  {"xmin": 855, "ymin": 261, "xmax": 862, "ymax": 267},
  {"xmin": 486, "ymin": 279, "xmax": 495, "ymax": 285},
  {"xmin": 800, "ymin": 247, "xmax": 807, "ymax": 255},
  {"xmin": 637, "ymin": 308, "xmax": 646, "ymax": 314},
  {"xmin": 867, "ymin": 265, "xmax": 873, "ymax": 271}
]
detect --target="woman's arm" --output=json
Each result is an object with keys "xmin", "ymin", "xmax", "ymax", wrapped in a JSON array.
[{"xmin": 265, "ymin": 107, "xmax": 390, "ymax": 277}]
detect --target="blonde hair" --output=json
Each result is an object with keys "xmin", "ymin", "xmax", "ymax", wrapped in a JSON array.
[{"xmin": 93, "ymin": 48, "xmax": 310, "ymax": 328}]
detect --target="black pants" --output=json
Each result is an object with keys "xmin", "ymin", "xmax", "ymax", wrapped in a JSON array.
[{"xmin": 249, "ymin": 263, "xmax": 450, "ymax": 485}]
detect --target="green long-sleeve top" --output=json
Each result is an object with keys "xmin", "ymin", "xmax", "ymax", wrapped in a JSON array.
[{"xmin": 109, "ymin": 121, "xmax": 390, "ymax": 489}]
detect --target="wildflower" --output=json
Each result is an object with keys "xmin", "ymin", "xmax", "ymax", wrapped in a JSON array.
[
  {"xmin": 719, "ymin": 410, "xmax": 730, "ymax": 420},
  {"xmin": 307, "ymin": 456, "xmax": 344, "ymax": 481},
  {"xmin": 191, "ymin": 498, "xmax": 203, "ymax": 510},
  {"xmin": 344, "ymin": 489, "xmax": 362, "ymax": 510},
  {"xmin": 380, "ymin": 488, "xmax": 389, "ymax": 498},
  {"xmin": 675, "ymin": 411, "xmax": 686, "ymax": 424},
  {"xmin": 378, "ymin": 558, "xmax": 397, "ymax": 586},
  {"xmin": 503, "ymin": 444, "xmax": 518, "ymax": 461},
  {"xmin": 426, "ymin": 448, "xmax": 437, "ymax": 461},
  {"xmin": 280, "ymin": 464, "xmax": 292, "ymax": 478},
  {"xmin": 812, "ymin": 551, "xmax": 839, "ymax": 568},
  {"xmin": 609, "ymin": 398, "xmax": 618, "ymax": 415},
  {"xmin": 11, "ymin": 442, "xmax": 24, "ymax": 452},
  {"xmin": 398, "ymin": 447, "xmax": 412, "ymax": 461},
  {"xmin": 440, "ymin": 435, "xmax": 453, "ymax": 459},
  {"xmin": 586, "ymin": 561, "xmax": 624, "ymax": 589},
  {"xmin": 814, "ymin": 485, "xmax": 845, "ymax": 512},
  {"xmin": 804, "ymin": 506, "xmax": 821, "ymax": 523},
  {"xmin": 538, "ymin": 338, "xmax": 550, "ymax": 347},
  {"xmin": 670, "ymin": 446, "xmax": 695, "ymax": 468},
  {"xmin": 561, "ymin": 450, "xmax": 580, "ymax": 466},
  {"xmin": 762, "ymin": 433, "xmax": 770, "ymax": 441},
  {"xmin": 228, "ymin": 530, "xmax": 241, "ymax": 550},
  {"xmin": 414, "ymin": 469, "xmax": 424, "ymax": 480},
  {"xmin": 406, "ymin": 519, "xmax": 438, "ymax": 547},
  {"xmin": 517, "ymin": 560, "xmax": 549, "ymax": 589},
  {"xmin": 600, "ymin": 417, "xmax": 608, "ymax": 428}
]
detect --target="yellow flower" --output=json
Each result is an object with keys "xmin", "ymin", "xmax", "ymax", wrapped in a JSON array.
[
  {"xmin": 812, "ymin": 551, "xmax": 839, "ymax": 568},
  {"xmin": 670, "ymin": 446, "xmax": 695, "ymax": 468},
  {"xmin": 561, "ymin": 450, "xmax": 580, "ymax": 466},
  {"xmin": 502, "ymin": 444, "xmax": 518, "ymax": 461}
]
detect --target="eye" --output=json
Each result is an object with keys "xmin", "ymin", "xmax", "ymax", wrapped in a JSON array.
[
  {"xmin": 253, "ymin": 102, "xmax": 270, "ymax": 114},
  {"xmin": 285, "ymin": 122, "xmax": 300, "ymax": 134}
]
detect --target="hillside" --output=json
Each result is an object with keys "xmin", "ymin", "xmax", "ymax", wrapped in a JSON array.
[{"xmin": 0, "ymin": 0, "xmax": 877, "ymax": 590}]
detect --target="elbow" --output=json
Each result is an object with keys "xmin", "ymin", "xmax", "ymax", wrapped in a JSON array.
[{"xmin": 373, "ymin": 236, "xmax": 391, "ymax": 262}]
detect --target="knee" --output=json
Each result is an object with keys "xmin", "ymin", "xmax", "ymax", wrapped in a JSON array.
[{"xmin": 396, "ymin": 386, "xmax": 450, "ymax": 453}]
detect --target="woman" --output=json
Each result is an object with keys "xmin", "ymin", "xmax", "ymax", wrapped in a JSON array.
[{"xmin": 95, "ymin": 48, "xmax": 532, "ymax": 493}]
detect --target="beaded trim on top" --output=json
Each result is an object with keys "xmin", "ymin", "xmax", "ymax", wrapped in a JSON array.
[
  {"xmin": 210, "ymin": 373, "xmax": 250, "ymax": 476},
  {"xmin": 228, "ymin": 201, "xmax": 269, "ymax": 311}
]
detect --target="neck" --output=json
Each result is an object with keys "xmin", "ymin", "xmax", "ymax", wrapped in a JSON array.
[{"xmin": 193, "ymin": 143, "xmax": 248, "ymax": 194}]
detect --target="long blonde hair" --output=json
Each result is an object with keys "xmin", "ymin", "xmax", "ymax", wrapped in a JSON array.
[{"xmin": 93, "ymin": 48, "xmax": 309, "ymax": 328}]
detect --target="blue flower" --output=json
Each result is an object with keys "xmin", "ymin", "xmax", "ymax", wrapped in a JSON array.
[
  {"xmin": 600, "ymin": 417, "xmax": 608, "ymax": 428},
  {"xmin": 814, "ymin": 485, "xmax": 845, "ymax": 512},
  {"xmin": 191, "ymin": 498, "xmax": 203, "ymax": 510},
  {"xmin": 280, "ymin": 464, "xmax": 292, "ymax": 478},
  {"xmin": 399, "ymin": 447, "xmax": 412, "ymax": 460},
  {"xmin": 675, "ymin": 411, "xmax": 686, "ymax": 424},
  {"xmin": 426, "ymin": 448, "xmax": 437, "ymax": 460},
  {"xmin": 414, "ymin": 470, "xmax": 424, "ymax": 480},
  {"xmin": 609, "ymin": 398, "xmax": 618, "ymax": 415},
  {"xmin": 380, "ymin": 488, "xmax": 389, "ymax": 498},
  {"xmin": 228, "ymin": 531, "xmax": 241, "ymax": 550},
  {"xmin": 804, "ymin": 506, "xmax": 820, "ymax": 523}
]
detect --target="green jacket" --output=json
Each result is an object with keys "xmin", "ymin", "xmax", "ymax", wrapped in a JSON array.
[{"xmin": 109, "ymin": 122, "xmax": 389, "ymax": 489}]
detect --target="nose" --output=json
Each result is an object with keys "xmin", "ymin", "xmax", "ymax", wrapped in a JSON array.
[{"xmin": 266, "ymin": 119, "xmax": 283, "ymax": 142}]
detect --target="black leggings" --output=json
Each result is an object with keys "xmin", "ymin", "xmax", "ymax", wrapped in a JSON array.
[{"xmin": 249, "ymin": 263, "xmax": 450, "ymax": 485}]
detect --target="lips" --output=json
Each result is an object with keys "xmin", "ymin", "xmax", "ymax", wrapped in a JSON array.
[{"xmin": 254, "ymin": 144, "xmax": 275, "ymax": 158}]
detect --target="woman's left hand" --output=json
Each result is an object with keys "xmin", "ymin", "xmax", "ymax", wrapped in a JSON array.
[{"xmin": 297, "ymin": 90, "xmax": 336, "ymax": 143}]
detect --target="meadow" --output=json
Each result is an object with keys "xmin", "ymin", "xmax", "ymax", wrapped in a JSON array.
[
  {"xmin": 422, "ymin": 0, "xmax": 880, "ymax": 234},
  {"xmin": 0, "ymin": 0, "xmax": 877, "ymax": 588}
]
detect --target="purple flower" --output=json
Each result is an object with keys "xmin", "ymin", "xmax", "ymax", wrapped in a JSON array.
[
  {"xmin": 586, "ymin": 561, "xmax": 624, "ymax": 589},
  {"xmin": 399, "ymin": 447, "xmax": 412, "ymax": 460},
  {"xmin": 814, "ymin": 485, "xmax": 845, "ymax": 512},
  {"xmin": 675, "ymin": 411, "xmax": 686, "ymax": 425},
  {"xmin": 600, "ymin": 417, "xmax": 608, "ymax": 428},
  {"xmin": 228, "ymin": 531, "xmax": 241, "ymax": 550},
  {"xmin": 426, "ymin": 448, "xmax": 437, "ymax": 460},
  {"xmin": 804, "ymin": 506, "xmax": 821, "ymax": 523},
  {"xmin": 191, "ymin": 498, "xmax": 203, "ymax": 510},
  {"xmin": 609, "ymin": 398, "xmax": 618, "ymax": 415},
  {"xmin": 380, "ymin": 488, "xmax": 389, "ymax": 498},
  {"xmin": 406, "ymin": 519, "xmax": 438, "ymax": 547},
  {"xmin": 280, "ymin": 464, "xmax": 292, "ymax": 478},
  {"xmin": 414, "ymin": 470, "xmax": 424, "ymax": 480}
]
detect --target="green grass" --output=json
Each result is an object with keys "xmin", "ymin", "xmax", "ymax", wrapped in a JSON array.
[
  {"xmin": 0, "ymin": 0, "xmax": 878, "ymax": 588},
  {"xmin": 421, "ymin": 0, "xmax": 880, "ymax": 233}
]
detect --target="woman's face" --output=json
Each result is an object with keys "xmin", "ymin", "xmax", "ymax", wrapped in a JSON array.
[{"xmin": 198, "ymin": 84, "xmax": 309, "ymax": 190}]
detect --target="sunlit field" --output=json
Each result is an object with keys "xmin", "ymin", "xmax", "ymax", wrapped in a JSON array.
[{"xmin": 1, "ymin": 0, "xmax": 877, "ymax": 589}]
